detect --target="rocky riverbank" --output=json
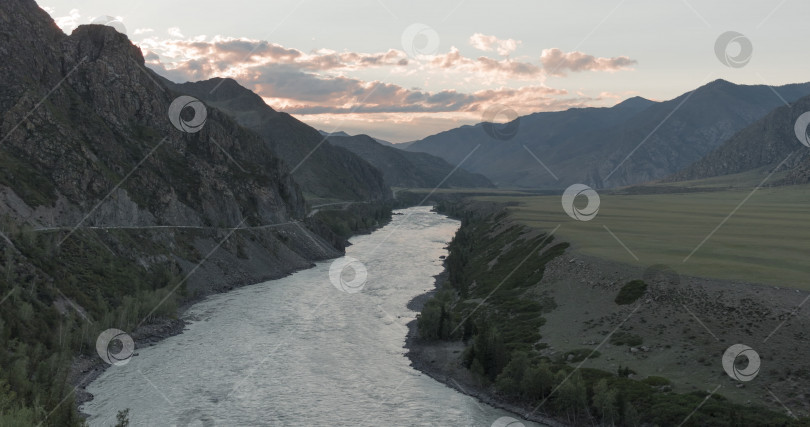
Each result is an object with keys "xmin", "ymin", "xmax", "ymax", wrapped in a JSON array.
[
  {"xmin": 71, "ymin": 205, "xmax": 396, "ymax": 415},
  {"xmin": 405, "ymin": 267, "xmax": 566, "ymax": 427},
  {"xmin": 402, "ymin": 199, "xmax": 810, "ymax": 425}
]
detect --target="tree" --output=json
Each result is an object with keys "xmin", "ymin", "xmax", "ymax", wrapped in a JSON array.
[
  {"xmin": 495, "ymin": 351, "xmax": 528, "ymax": 396},
  {"xmin": 521, "ymin": 363, "xmax": 554, "ymax": 400},
  {"xmin": 555, "ymin": 371, "xmax": 587, "ymax": 425},
  {"xmin": 593, "ymin": 379, "xmax": 618, "ymax": 425},
  {"xmin": 114, "ymin": 408, "xmax": 130, "ymax": 427},
  {"xmin": 624, "ymin": 402, "xmax": 641, "ymax": 427}
]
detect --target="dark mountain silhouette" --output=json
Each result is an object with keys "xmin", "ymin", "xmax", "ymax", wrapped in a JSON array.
[
  {"xmin": 669, "ymin": 93, "xmax": 810, "ymax": 185},
  {"xmin": 165, "ymin": 78, "xmax": 391, "ymax": 204},
  {"xmin": 326, "ymin": 134, "xmax": 493, "ymax": 188},
  {"xmin": 406, "ymin": 80, "xmax": 810, "ymax": 188}
]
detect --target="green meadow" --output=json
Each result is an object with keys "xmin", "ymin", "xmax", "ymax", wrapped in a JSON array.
[{"xmin": 415, "ymin": 184, "xmax": 810, "ymax": 289}]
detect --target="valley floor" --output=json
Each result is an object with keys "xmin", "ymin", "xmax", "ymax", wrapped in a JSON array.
[{"xmin": 404, "ymin": 192, "xmax": 810, "ymax": 425}]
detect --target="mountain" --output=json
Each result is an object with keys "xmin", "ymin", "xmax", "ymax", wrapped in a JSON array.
[
  {"xmin": 319, "ymin": 130, "xmax": 350, "ymax": 138},
  {"xmin": 319, "ymin": 129, "xmax": 397, "ymax": 147},
  {"xmin": 326, "ymin": 134, "xmax": 494, "ymax": 188},
  {"xmin": 668, "ymin": 93, "xmax": 810, "ymax": 185},
  {"xmin": 165, "ymin": 78, "xmax": 391, "ymax": 205},
  {"xmin": 406, "ymin": 80, "xmax": 810, "ymax": 188},
  {"xmin": 0, "ymin": 1, "xmax": 379, "ymax": 424}
]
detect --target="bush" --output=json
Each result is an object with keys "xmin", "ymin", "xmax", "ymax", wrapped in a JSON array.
[
  {"xmin": 642, "ymin": 376, "xmax": 672, "ymax": 387},
  {"xmin": 610, "ymin": 331, "xmax": 643, "ymax": 347},
  {"xmin": 615, "ymin": 280, "xmax": 648, "ymax": 305}
]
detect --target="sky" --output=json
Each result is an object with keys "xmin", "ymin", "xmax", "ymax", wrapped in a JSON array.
[{"xmin": 42, "ymin": 0, "xmax": 810, "ymax": 143}]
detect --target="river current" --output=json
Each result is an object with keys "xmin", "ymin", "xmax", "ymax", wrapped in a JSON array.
[{"xmin": 82, "ymin": 206, "xmax": 543, "ymax": 426}]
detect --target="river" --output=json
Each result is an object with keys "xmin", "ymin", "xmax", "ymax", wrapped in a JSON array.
[{"xmin": 82, "ymin": 206, "xmax": 543, "ymax": 426}]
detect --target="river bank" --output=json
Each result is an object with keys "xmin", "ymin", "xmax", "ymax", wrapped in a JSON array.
[
  {"xmin": 402, "ymin": 198, "xmax": 810, "ymax": 426},
  {"xmin": 405, "ymin": 267, "xmax": 566, "ymax": 427},
  {"xmin": 71, "ymin": 203, "xmax": 395, "ymax": 414},
  {"xmin": 80, "ymin": 206, "xmax": 537, "ymax": 426}
]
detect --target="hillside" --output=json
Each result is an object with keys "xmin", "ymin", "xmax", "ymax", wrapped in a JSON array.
[
  {"xmin": 0, "ymin": 1, "xmax": 381, "ymax": 424},
  {"xmin": 326, "ymin": 134, "xmax": 494, "ymax": 189},
  {"xmin": 406, "ymin": 80, "xmax": 810, "ymax": 189},
  {"xmin": 166, "ymin": 78, "xmax": 391, "ymax": 205},
  {"xmin": 669, "ymin": 93, "xmax": 810, "ymax": 185}
]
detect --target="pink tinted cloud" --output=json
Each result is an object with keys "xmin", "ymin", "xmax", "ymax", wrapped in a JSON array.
[
  {"xmin": 540, "ymin": 48, "xmax": 637, "ymax": 76},
  {"xmin": 469, "ymin": 33, "xmax": 521, "ymax": 56},
  {"xmin": 429, "ymin": 47, "xmax": 540, "ymax": 79},
  {"xmin": 140, "ymin": 35, "xmax": 631, "ymax": 138}
]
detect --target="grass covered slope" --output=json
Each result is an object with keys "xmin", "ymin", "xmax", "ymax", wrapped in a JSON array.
[
  {"xmin": 470, "ymin": 184, "xmax": 810, "ymax": 289},
  {"xmin": 409, "ymin": 199, "xmax": 807, "ymax": 426}
]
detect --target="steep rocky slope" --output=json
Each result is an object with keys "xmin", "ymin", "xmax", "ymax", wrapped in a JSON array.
[
  {"xmin": 166, "ymin": 78, "xmax": 391, "ymax": 204},
  {"xmin": 668, "ymin": 93, "xmax": 810, "ymax": 185},
  {"xmin": 0, "ymin": 1, "xmax": 368, "ymax": 424}
]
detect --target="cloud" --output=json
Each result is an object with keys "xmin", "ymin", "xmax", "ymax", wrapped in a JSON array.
[
  {"xmin": 45, "ymin": 8, "xmax": 81, "ymax": 34},
  {"xmin": 134, "ymin": 28, "xmax": 154, "ymax": 35},
  {"xmin": 429, "ymin": 47, "xmax": 540, "ymax": 79},
  {"xmin": 139, "ymin": 36, "xmax": 408, "ymax": 76},
  {"xmin": 469, "ymin": 33, "xmax": 521, "ymax": 56},
  {"xmin": 167, "ymin": 27, "xmax": 184, "ymax": 38},
  {"xmin": 540, "ymin": 48, "xmax": 637, "ymax": 76},
  {"xmin": 140, "ymin": 34, "xmax": 630, "ymax": 140}
]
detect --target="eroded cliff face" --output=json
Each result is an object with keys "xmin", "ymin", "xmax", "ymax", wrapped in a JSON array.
[{"xmin": 0, "ymin": 0, "xmax": 341, "ymax": 296}]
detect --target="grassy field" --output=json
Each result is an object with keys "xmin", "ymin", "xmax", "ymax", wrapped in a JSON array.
[{"xmin": 412, "ymin": 184, "xmax": 810, "ymax": 289}]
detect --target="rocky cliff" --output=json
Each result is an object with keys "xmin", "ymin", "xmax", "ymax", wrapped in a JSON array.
[
  {"xmin": 0, "ymin": 1, "xmax": 363, "ymax": 424},
  {"xmin": 166, "ymin": 78, "xmax": 392, "ymax": 205}
]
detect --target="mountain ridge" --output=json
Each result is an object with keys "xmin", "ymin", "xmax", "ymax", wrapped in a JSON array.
[
  {"xmin": 165, "ymin": 77, "xmax": 392, "ymax": 205},
  {"xmin": 326, "ymin": 133, "xmax": 494, "ymax": 189},
  {"xmin": 406, "ymin": 79, "xmax": 810, "ymax": 189}
]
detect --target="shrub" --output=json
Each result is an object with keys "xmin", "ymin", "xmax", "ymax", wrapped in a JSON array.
[
  {"xmin": 615, "ymin": 280, "xmax": 648, "ymax": 305},
  {"xmin": 610, "ymin": 331, "xmax": 643, "ymax": 347}
]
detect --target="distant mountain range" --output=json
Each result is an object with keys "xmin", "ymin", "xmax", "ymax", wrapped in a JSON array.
[
  {"xmin": 406, "ymin": 80, "xmax": 810, "ymax": 189},
  {"xmin": 326, "ymin": 134, "xmax": 493, "ymax": 189},
  {"xmin": 319, "ymin": 130, "xmax": 397, "ymax": 147}
]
